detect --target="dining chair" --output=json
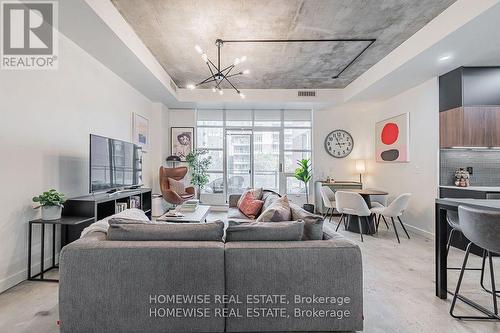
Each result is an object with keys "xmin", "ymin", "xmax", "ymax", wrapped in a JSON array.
[
  {"xmin": 450, "ymin": 205, "xmax": 500, "ymax": 320},
  {"xmin": 320, "ymin": 186, "xmax": 336, "ymax": 223},
  {"xmin": 335, "ymin": 191, "xmax": 373, "ymax": 242},
  {"xmin": 366, "ymin": 188, "xmax": 389, "ymax": 208},
  {"xmin": 370, "ymin": 193, "xmax": 411, "ymax": 243}
]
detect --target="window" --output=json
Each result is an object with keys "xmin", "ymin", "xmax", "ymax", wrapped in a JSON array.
[{"xmin": 196, "ymin": 109, "xmax": 312, "ymax": 201}]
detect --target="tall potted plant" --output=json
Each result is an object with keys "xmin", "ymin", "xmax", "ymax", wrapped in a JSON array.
[
  {"xmin": 186, "ymin": 149, "xmax": 212, "ymax": 201},
  {"xmin": 294, "ymin": 158, "xmax": 314, "ymax": 213},
  {"xmin": 32, "ymin": 189, "xmax": 66, "ymax": 220}
]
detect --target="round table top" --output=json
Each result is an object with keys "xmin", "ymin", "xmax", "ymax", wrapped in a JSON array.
[{"xmin": 343, "ymin": 189, "xmax": 388, "ymax": 196}]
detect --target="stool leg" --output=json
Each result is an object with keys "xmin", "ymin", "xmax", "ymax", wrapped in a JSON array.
[
  {"xmin": 450, "ymin": 242, "xmax": 472, "ymax": 318},
  {"xmin": 488, "ymin": 251, "xmax": 498, "ymax": 315},
  {"xmin": 446, "ymin": 228, "xmax": 457, "ymax": 257},
  {"xmin": 480, "ymin": 249, "xmax": 500, "ymax": 295}
]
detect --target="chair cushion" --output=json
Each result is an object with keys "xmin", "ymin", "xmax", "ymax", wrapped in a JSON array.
[
  {"xmin": 226, "ymin": 221, "xmax": 304, "ymax": 241},
  {"xmin": 256, "ymin": 195, "xmax": 292, "ymax": 222},
  {"xmin": 168, "ymin": 177, "xmax": 186, "ymax": 195},
  {"xmin": 237, "ymin": 188, "xmax": 263, "ymax": 207},
  {"xmin": 370, "ymin": 206, "xmax": 384, "ymax": 215},
  {"xmin": 107, "ymin": 220, "xmax": 224, "ymax": 241},
  {"xmin": 371, "ymin": 202, "xmax": 384, "ymax": 208},
  {"xmin": 237, "ymin": 191, "xmax": 264, "ymax": 219}
]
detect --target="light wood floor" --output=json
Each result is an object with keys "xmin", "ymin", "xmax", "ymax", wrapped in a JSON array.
[{"xmin": 1, "ymin": 213, "xmax": 500, "ymax": 333}]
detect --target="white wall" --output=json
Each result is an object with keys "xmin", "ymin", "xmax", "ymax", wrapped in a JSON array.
[
  {"xmin": 0, "ymin": 34, "xmax": 164, "ymax": 292},
  {"xmin": 314, "ymin": 78, "xmax": 439, "ymax": 236}
]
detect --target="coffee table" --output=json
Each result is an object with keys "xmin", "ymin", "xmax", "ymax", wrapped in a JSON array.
[{"xmin": 157, "ymin": 205, "xmax": 210, "ymax": 223}]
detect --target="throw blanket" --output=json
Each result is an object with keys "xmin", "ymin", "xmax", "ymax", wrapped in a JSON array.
[{"xmin": 80, "ymin": 208, "xmax": 150, "ymax": 238}]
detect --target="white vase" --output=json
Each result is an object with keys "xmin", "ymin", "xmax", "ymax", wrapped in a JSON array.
[{"xmin": 41, "ymin": 205, "xmax": 62, "ymax": 220}]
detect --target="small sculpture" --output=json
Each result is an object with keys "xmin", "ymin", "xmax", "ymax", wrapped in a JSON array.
[{"xmin": 454, "ymin": 168, "xmax": 470, "ymax": 187}]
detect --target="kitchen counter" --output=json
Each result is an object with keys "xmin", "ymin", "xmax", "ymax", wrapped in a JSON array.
[{"xmin": 439, "ymin": 185, "xmax": 500, "ymax": 192}]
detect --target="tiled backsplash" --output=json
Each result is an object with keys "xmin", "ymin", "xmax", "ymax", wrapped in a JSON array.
[{"xmin": 440, "ymin": 149, "xmax": 500, "ymax": 186}]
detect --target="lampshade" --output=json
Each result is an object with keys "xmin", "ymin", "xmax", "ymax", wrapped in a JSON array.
[{"xmin": 355, "ymin": 160, "xmax": 366, "ymax": 174}]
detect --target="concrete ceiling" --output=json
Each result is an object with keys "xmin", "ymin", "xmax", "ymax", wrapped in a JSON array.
[{"xmin": 111, "ymin": 0, "xmax": 456, "ymax": 89}]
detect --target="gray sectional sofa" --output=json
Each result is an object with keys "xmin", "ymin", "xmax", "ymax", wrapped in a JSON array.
[{"xmin": 59, "ymin": 196, "xmax": 363, "ymax": 333}]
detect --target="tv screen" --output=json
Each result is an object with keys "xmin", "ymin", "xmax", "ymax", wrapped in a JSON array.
[{"xmin": 89, "ymin": 134, "xmax": 142, "ymax": 193}]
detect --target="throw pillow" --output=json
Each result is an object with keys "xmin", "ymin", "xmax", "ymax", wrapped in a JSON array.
[
  {"xmin": 225, "ymin": 221, "xmax": 304, "ymax": 241},
  {"xmin": 237, "ymin": 188, "xmax": 263, "ymax": 207},
  {"xmin": 290, "ymin": 203, "xmax": 324, "ymax": 240},
  {"xmin": 168, "ymin": 178, "xmax": 186, "ymax": 194},
  {"xmin": 237, "ymin": 191, "xmax": 264, "ymax": 219},
  {"xmin": 256, "ymin": 195, "xmax": 292, "ymax": 222}
]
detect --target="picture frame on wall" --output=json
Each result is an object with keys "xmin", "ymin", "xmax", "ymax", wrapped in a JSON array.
[
  {"xmin": 171, "ymin": 127, "xmax": 194, "ymax": 162},
  {"xmin": 375, "ymin": 112, "xmax": 410, "ymax": 162},
  {"xmin": 132, "ymin": 113, "xmax": 150, "ymax": 152}
]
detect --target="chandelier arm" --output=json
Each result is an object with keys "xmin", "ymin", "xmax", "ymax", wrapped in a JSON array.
[
  {"xmin": 223, "ymin": 77, "xmax": 240, "ymax": 93},
  {"xmin": 226, "ymin": 72, "xmax": 244, "ymax": 79},
  {"xmin": 207, "ymin": 59, "xmax": 219, "ymax": 73},
  {"xmin": 219, "ymin": 63, "xmax": 235, "ymax": 74},
  {"xmin": 196, "ymin": 76, "xmax": 217, "ymax": 86},
  {"xmin": 206, "ymin": 62, "xmax": 215, "ymax": 77}
]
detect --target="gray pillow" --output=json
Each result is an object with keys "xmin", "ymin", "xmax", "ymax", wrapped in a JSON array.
[
  {"xmin": 290, "ymin": 203, "xmax": 324, "ymax": 240},
  {"xmin": 262, "ymin": 191, "xmax": 280, "ymax": 210},
  {"xmin": 107, "ymin": 220, "xmax": 224, "ymax": 241},
  {"xmin": 226, "ymin": 221, "xmax": 304, "ymax": 241},
  {"xmin": 256, "ymin": 196, "xmax": 291, "ymax": 222}
]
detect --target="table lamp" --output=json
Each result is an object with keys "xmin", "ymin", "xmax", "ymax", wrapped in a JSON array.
[{"xmin": 355, "ymin": 160, "xmax": 366, "ymax": 184}]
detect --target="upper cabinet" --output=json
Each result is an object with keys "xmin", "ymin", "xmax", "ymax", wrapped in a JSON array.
[{"xmin": 439, "ymin": 67, "xmax": 500, "ymax": 148}]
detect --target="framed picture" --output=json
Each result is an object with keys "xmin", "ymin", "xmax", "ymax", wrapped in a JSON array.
[
  {"xmin": 171, "ymin": 127, "xmax": 194, "ymax": 161},
  {"xmin": 132, "ymin": 113, "xmax": 149, "ymax": 152},
  {"xmin": 375, "ymin": 113, "xmax": 410, "ymax": 162}
]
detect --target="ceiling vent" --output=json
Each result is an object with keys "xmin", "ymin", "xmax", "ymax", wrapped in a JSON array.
[
  {"xmin": 298, "ymin": 91, "xmax": 316, "ymax": 97},
  {"xmin": 169, "ymin": 79, "xmax": 178, "ymax": 92}
]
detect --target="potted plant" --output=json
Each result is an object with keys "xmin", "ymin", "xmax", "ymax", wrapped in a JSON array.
[
  {"xmin": 186, "ymin": 149, "xmax": 212, "ymax": 201},
  {"xmin": 33, "ymin": 189, "xmax": 66, "ymax": 220},
  {"xmin": 295, "ymin": 158, "xmax": 314, "ymax": 213}
]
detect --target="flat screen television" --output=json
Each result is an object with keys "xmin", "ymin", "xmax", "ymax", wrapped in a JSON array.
[{"xmin": 89, "ymin": 134, "xmax": 143, "ymax": 193}]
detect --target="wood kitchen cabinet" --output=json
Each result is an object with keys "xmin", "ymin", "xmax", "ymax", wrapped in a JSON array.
[{"xmin": 440, "ymin": 106, "xmax": 500, "ymax": 148}]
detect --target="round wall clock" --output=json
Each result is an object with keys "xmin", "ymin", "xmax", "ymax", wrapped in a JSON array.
[{"xmin": 325, "ymin": 130, "xmax": 354, "ymax": 158}]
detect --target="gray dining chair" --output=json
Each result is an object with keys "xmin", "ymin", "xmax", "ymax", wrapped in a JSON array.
[
  {"xmin": 370, "ymin": 193, "xmax": 411, "ymax": 243},
  {"xmin": 335, "ymin": 191, "xmax": 373, "ymax": 242},
  {"xmin": 450, "ymin": 205, "xmax": 500, "ymax": 320}
]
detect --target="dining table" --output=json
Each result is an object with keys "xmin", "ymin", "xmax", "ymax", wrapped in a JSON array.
[
  {"xmin": 434, "ymin": 198, "xmax": 500, "ymax": 299},
  {"xmin": 342, "ymin": 188, "xmax": 389, "ymax": 234}
]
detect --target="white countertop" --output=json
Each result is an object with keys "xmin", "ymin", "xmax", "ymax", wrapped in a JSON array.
[{"xmin": 440, "ymin": 185, "xmax": 500, "ymax": 192}]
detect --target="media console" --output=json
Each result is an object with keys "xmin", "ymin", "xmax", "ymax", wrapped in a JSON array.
[{"xmin": 61, "ymin": 187, "xmax": 152, "ymax": 246}]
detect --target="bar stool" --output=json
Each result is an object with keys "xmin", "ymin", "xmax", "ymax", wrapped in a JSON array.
[{"xmin": 450, "ymin": 205, "xmax": 500, "ymax": 320}]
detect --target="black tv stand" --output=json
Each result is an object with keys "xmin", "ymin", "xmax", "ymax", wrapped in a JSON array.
[{"xmin": 61, "ymin": 188, "xmax": 152, "ymax": 246}]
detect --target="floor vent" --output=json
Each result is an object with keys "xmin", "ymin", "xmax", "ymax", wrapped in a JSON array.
[
  {"xmin": 298, "ymin": 91, "xmax": 316, "ymax": 97},
  {"xmin": 169, "ymin": 79, "xmax": 178, "ymax": 92}
]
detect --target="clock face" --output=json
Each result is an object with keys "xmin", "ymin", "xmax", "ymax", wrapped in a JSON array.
[{"xmin": 325, "ymin": 130, "xmax": 354, "ymax": 158}]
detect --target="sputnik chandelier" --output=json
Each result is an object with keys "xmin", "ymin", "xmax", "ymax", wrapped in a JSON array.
[{"xmin": 186, "ymin": 39, "xmax": 249, "ymax": 98}]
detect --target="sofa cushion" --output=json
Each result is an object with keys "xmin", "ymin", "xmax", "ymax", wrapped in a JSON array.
[
  {"xmin": 256, "ymin": 195, "xmax": 291, "ymax": 222},
  {"xmin": 290, "ymin": 203, "xmax": 324, "ymax": 240},
  {"xmin": 237, "ymin": 188, "xmax": 263, "ymax": 207},
  {"xmin": 168, "ymin": 177, "xmax": 186, "ymax": 195},
  {"xmin": 227, "ymin": 207, "xmax": 254, "ymax": 222},
  {"xmin": 226, "ymin": 221, "xmax": 304, "ymax": 241},
  {"xmin": 237, "ymin": 192, "xmax": 264, "ymax": 219},
  {"xmin": 107, "ymin": 220, "xmax": 224, "ymax": 241}
]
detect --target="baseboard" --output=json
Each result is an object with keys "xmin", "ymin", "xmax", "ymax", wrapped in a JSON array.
[
  {"xmin": 403, "ymin": 223, "xmax": 434, "ymax": 240},
  {"xmin": 0, "ymin": 256, "xmax": 58, "ymax": 293}
]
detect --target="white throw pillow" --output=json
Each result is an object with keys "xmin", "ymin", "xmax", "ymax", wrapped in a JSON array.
[
  {"xmin": 256, "ymin": 195, "xmax": 292, "ymax": 222},
  {"xmin": 168, "ymin": 178, "xmax": 186, "ymax": 194}
]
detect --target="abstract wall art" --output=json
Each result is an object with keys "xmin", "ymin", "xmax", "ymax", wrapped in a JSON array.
[{"xmin": 375, "ymin": 113, "xmax": 410, "ymax": 162}]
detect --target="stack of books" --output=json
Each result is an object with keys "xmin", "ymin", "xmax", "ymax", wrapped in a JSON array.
[
  {"xmin": 115, "ymin": 202, "xmax": 128, "ymax": 213},
  {"xmin": 180, "ymin": 199, "xmax": 199, "ymax": 212}
]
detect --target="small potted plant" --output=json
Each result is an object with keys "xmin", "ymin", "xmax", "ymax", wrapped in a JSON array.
[
  {"xmin": 33, "ymin": 189, "xmax": 66, "ymax": 220},
  {"xmin": 295, "ymin": 158, "xmax": 314, "ymax": 213},
  {"xmin": 186, "ymin": 149, "xmax": 212, "ymax": 201}
]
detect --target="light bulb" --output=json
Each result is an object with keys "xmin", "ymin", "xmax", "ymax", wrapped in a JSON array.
[
  {"xmin": 212, "ymin": 87, "xmax": 216, "ymax": 93},
  {"xmin": 186, "ymin": 84, "xmax": 195, "ymax": 90},
  {"xmin": 195, "ymin": 45, "xmax": 203, "ymax": 54},
  {"xmin": 240, "ymin": 56, "xmax": 247, "ymax": 63},
  {"xmin": 233, "ymin": 58, "xmax": 240, "ymax": 65},
  {"xmin": 239, "ymin": 92, "xmax": 246, "ymax": 99},
  {"xmin": 218, "ymin": 89, "xmax": 224, "ymax": 95},
  {"xmin": 243, "ymin": 69, "xmax": 250, "ymax": 75},
  {"xmin": 201, "ymin": 53, "xmax": 208, "ymax": 63}
]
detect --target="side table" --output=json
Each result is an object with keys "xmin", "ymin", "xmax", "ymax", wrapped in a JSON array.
[{"xmin": 28, "ymin": 216, "xmax": 94, "ymax": 282}]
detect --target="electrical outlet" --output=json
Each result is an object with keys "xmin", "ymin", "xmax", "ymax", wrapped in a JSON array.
[{"xmin": 466, "ymin": 167, "xmax": 473, "ymax": 175}]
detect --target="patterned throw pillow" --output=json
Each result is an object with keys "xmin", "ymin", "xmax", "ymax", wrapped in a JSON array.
[
  {"xmin": 256, "ymin": 195, "xmax": 292, "ymax": 222},
  {"xmin": 237, "ymin": 191, "xmax": 264, "ymax": 219},
  {"xmin": 237, "ymin": 188, "xmax": 263, "ymax": 207},
  {"xmin": 168, "ymin": 178, "xmax": 186, "ymax": 195}
]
